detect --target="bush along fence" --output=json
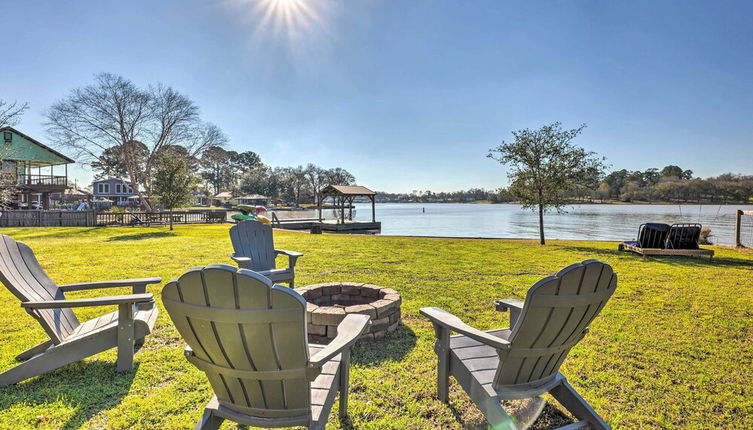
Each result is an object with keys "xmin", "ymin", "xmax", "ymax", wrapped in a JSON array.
[{"xmin": 0, "ymin": 210, "xmax": 228, "ymax": 227}]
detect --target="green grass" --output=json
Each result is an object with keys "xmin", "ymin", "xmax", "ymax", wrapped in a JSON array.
[{"xmin": 0, "ymin": 225, "xmax": 752, "ymax": 429}]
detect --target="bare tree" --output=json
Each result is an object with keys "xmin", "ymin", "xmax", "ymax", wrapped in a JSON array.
[
  {"xmin": 0, "ymin": 100, "xmax": 29, "ymax": 128},
  {"xmin": 305, "ymin": 164, "xmax": 327, "ymax": 207},
  {"xmin": 46, "ymin": 73, "xmax": 226, "ymax": 210}
]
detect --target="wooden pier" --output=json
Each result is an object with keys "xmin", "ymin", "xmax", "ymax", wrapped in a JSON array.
[{"xmin": 272, "ymin": 217, "xmax": 381, "ymax": 233}]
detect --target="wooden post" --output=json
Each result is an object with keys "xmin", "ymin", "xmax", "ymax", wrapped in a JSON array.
[
  {"xmin": 370, "ymin": 196, "xmax": 376, "ymax": 223},
  {"xmin": 340, "ymin": 196, "xmax": 345, "ymax": 225},
  {"xmin": 736, "ymin": 210, "xmax": 743, "ymax": 247},
  {"xmin": 348, "ymin": 197, "xmax": 353, "ymax": 221},
  {"xmin": 317, "ymin": 194, "xmax": 323, "ymax": 222}
]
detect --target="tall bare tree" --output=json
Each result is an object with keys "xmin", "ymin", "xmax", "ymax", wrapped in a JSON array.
[
  {"xmin": 46, "ymin": 73, "xmax": 226, "ymax": 210},
  {"xmin": 0, "ymin": 100, "xmax": 29, "ymax": 128}
]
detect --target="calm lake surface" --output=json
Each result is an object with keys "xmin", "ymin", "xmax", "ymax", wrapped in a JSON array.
[{"xmin": 335, "ymin": 203, "xmax": 753, "ymax": 246}]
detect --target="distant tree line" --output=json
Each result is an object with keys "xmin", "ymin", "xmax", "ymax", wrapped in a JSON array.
[
  {"xmin": 376, "ymin": 188, "xmax": 514, "ymax": 203},
  {"xmin": 591, "ymin": 166, "xmax": 753, "ymax": 203}
]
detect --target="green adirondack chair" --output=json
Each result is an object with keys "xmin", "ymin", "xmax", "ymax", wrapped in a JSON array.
[
  {"xmin": 229, "ymin": 220, "xmax": 303, "ymax": 287},
  {"xmin": 162, "ymin": 265, "xmax": 370, "ymax": 429},
  {"xmin": 421, "ymin": 260, "xmax": 617, "ymax": 430},
  {"xmin": 0, "ymin": 234, "xmax": 160, "ymax": 387}
]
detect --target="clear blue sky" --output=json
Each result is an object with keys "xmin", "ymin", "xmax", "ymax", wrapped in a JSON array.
[{"xmin": 2, "ymin": 1, "xmax": 752, "ymax": 192}]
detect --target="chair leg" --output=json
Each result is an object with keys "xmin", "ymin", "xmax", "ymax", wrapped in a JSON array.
[
  {"xmin": 339, "ymin": 349, "xmax": 351, "ymax": 418},
  {"xmin": 433, "ymin": 324, "xmax": 451, "ymax": 403},
  {"xmin": 549, "ymin": 378, "xmax": 610, "ymax": 430},
  {"xmin": 195, "ymin": 408, "xmax": 224, "ymax": 430},
  {"xmin": 0, "ymin": 346, "xmax": 88, "ymax": 387},
  {"xmin": 15, "ymin": 339, "xmax": 54, "ymax": 361},
  {"xmin": 117, "ymin": 304, "xmax": 136, "ymax": 372}
]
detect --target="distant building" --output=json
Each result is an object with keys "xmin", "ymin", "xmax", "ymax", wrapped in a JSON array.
[
  {"xmin": 213, "ymin": 191, "xmax": 233, "ymax": 207},
  {"xmin": 91, "ymin": 178, "xmax": 138, "ymax": 206},
  {"xmin": 0, "ymin": 127, "xmax": 75, "ymax": 209}
]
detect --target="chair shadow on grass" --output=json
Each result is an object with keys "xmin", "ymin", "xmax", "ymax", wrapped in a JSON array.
[
  {"xmin": 562, "ymin": 245, "xmax": 753, "ymax": 268},
  {"xmin": 107, "ymin": 231, "xmax": 176, "ymax": 241},
  {"xmin": 448, "ymin": 397, "xmax": 577, "ymax": 430},
  {"xmin": 0, "ymin": 360, "xmax": 138, "ymax": 429},
  {"xmin": 351, "ymin": 323, "xmax": 417, "ymax": 366}
]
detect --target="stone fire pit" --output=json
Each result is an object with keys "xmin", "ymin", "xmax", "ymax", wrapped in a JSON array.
[{"xmin": 298, "ymin": 282, "xmax": 402, "ymax": 343}]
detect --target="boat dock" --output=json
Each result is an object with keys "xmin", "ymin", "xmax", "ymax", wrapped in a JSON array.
[{"xmin": 272, "ymin": 217, "xmax": 381, "ymax": 233}]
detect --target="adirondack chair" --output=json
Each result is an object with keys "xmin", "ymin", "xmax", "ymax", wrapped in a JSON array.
[
  {"xmin": 421, "ymin": 260, "xmax": 617, "ymax": 430},
  {"xmin": 0, "ymin": 234, "xmax": 160, "ymax": 387},
  {"xmin": 162, "ymin": 265, "xmax": 370, "ymax": 430},
  {"xmin": 229, "ymin": 220, "xmax": 303, "ymax": 286}
]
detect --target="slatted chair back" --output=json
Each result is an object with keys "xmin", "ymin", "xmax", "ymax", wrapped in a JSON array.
[
  {"xmin": 0, "ymin": 235, "xmax": 79, "ymax": 343},
  {"xmin": 230, "ymin": 220, "xmax": 277, "ymax": 271},
  {"xmin": 666, "ymin": 223, "xmax": 701, "ymax": 249},
  {"xmin": 637, "ymin": 223, "xmax": 671, "ymax": 248},
  {"xmin": 162, "ymin": 265, "xmax": 313, "ymax": 420},
  {"xmin": 494, "ymin": 260, "xmax": 616, "ymax": 391}
]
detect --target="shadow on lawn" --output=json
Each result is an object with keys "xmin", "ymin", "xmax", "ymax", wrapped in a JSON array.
[
  {"xmin": 0, "ymin": 360, "xmax": 138, "ymax": 429},
  {"xmin": 107, "ymin": 231, "xmax": 176, "ymax": 241},
  {"xmin": 562, "ymin": 245, "xmax": 753, "ymax": 268},
  {"xmin": 450, "ymin": 401, "xmax": 576, "ymax": 430},
  {"xmin": 351, "ymin": 324, "xmax": 417, "ymax": 365}
]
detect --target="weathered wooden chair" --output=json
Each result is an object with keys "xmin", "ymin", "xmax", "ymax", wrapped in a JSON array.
[
  {"xmin": 229, "ymin": 220, "xmax": 303, "ymax": 286},
  {"xmin": 421, "ymin": 260, "xmax": 617, "ymax": 430},
  {"xmin": 162, "ymin": 265, "xmax": 370, "ymax": 430},
  {"xmin": 0, "ymin": 234, "xmax": 160, "ymax": 387}
]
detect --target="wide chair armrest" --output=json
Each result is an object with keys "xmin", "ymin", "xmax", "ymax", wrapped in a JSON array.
[
  {"xmin": 59, "ymin": 277, "xmax": 162, "ymax": 293},
  {"xmin": 275, "ymin": 249, "xmax": 303, "ymax": 267},
  {"xmin": 230, "ymin": 253, "xmax": 251, "ymax": 268},
  {"xmin": 494, "ymin": 299, "xmax": 524, "ymax": 327},
  {"xmin": 22, "ymin": 293, "xmax": 154, "ymax": 309},
  {"xmin": 420, "ymin": 307, "xmax": 510, "ymax": 350},
  {"xmin": 309, "ymin": 314, "xmax": 370, "ymax": 368}
]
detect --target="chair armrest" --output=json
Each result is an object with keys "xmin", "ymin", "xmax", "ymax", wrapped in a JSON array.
[
  {"xmin": 309, "ymin": 314, "xmax": 370, "ymax": 367},
  {"xmin": 59, "ymin": 277, "xmax": 162, "ymax": 293},
  {"xmin": 275, "ymin": 249, "xmax": 303, "ymax": 268},
  {"xmin": 22, "ymin": 293, "xmax": 154, "ymax": 309},
  {"xmin": 420, "ymin": 307, "xmax": 510, "ymax": 349},
  {"xmin": 230, "ymin": 253, "xmax": 251, "ymax": 268},
  {"xmin": 494, "ymin": 299, "xmax": 524, "ymax": 327}
]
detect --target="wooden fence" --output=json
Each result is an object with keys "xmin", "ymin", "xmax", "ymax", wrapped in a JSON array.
[{"xmin": 0, "ymin": 210, "xmax": 228, "ymax": 228}]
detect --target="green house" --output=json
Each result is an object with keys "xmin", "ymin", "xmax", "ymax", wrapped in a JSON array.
[{"xmin": 0, "ymin": 126, "xmax": 75, "ymax": 208}]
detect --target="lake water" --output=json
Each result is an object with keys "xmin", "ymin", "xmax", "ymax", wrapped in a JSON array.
[{"xmin": 322, "ymin": 203, "xmax": 753, "ymax": 246}]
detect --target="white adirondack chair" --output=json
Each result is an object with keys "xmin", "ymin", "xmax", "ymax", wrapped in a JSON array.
[
  {"xmin": 229, "ymin": 220, "xmax": 303, "ymax": 287},
  {"xmin": 0, "ymin": 234, "xmax": 160, "ymax": 386},
  {"xmin": 162, "ymin": 265, "xmax": 370, "ymax": 429},
  {"xmin": 421, "ymin": 260, "xmax": 617, "ymax": 430}
]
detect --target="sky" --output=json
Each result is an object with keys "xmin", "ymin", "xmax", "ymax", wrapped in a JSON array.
[{"xmin": 2, "ymin": 0, "xmax": 752, "ymax": 193}]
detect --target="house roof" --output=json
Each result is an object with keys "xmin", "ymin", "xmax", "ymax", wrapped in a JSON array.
[
  {"xmin": 320, "ymin": 185, "xmax": 376, "ymax": 196},
  {"xmin": 214, "ymin": 191, "xmax": 233, "ymax": 198},
  {"xmin": 0, "ymin": 126, "xmax": 75, "ymax": 164}
]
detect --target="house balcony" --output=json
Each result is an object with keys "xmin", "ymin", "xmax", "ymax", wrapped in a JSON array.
[{"xmin": 16, "ymin": 174, "xmax": 68, "ymax": 190}]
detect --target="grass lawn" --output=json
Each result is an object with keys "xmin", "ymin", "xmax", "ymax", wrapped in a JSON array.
[{"xmin": 0, "ymin": 225, "xmax": 752, "ymax": 429}]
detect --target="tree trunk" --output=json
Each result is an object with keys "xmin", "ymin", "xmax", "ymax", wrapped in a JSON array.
[
  {"xmin": 538, "ymin": 203, "xmax": 545, "ymax": 245},
  {"xmin": 169, "ymin": 208, "xmax": 174, "ymax": 231}
]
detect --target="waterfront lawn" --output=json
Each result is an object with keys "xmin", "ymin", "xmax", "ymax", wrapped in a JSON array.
[{"xmin": 0, "ymin": 225, "xmax": 752, "ymax": 429}]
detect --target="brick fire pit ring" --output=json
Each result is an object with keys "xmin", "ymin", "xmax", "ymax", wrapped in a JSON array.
[{"xmin": 298, "ymin": 282, "xmax": 402, "ymax": 343}]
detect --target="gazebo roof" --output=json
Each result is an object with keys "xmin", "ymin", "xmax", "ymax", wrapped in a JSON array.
[{"xmin": 320, "ymin": 185, "xmax": 376, "ymax": 196}]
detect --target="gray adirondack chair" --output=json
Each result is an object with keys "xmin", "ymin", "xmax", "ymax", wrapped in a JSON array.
[
  {"xmin": 229, "ymin": 220, "xmax": 303, "ymax": 287},
  {"xmin": 0, "ymin": 234, "xmax": 160, "ymax": 387},
  {"xmin": 421, "ymin": 260, "xmax": 617, "ymax": 430},
  {"xmin": 162, "ymin": 265, "xmax": 370, "ymax": 430}
]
